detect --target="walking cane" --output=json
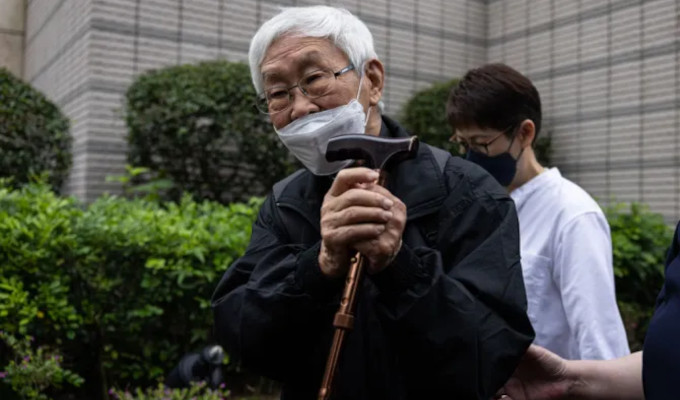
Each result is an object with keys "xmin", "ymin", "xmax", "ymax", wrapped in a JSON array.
[{"xmin": 318, "ymin": 134, "xmax": 419, "ymax": 400}]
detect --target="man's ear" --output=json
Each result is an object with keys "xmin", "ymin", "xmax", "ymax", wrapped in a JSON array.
[
  {"xmin": 363, "ymin": 59, "xmax": 385, "ymax": 107},
  {"xmin": 518, "ymin": 119, "xmax": 536, "ymax": 148}
]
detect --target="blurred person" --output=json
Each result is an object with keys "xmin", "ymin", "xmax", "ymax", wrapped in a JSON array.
[
  {"xmin": 496, "ymin": 220, "xmax": 680, "ymax": 400},
  {"xmin": 447, "ymin": 63, "xmax": 629, "ymax": 360}
]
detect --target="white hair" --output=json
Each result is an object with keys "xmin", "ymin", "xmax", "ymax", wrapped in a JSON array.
[{"xmin": 248, "ymin": 6, "xmax": 379, "ymax": 95}]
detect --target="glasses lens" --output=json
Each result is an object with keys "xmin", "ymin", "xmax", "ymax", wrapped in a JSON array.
[
  {"xmin": 261, "ymin": 87, "xmax": 290, "ymax": 113},
  {"xmin": 300, "ymin": 70, "xmax": 334, "ymax": 98},
  {"xmin": 255, "ymin": 94, "xmax": 271, "ymax": 114}
]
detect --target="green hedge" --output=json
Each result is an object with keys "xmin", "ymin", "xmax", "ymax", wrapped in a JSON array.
[
  {"xmin": 605, "ymin": 202, "xmax": 674, "ymax": 351},
  {"xmin": 399, "ymin": 79, "xmax": 462, "ymax": 155},
  {"xmin": 125, "ymin": 60, "xmax": 295, "ymax": 204},
  {"xmin": 0, "ymin": 181, "xmax": 674, "ymax": 397},
  {"xmin": 0, "ymin": 183, "xmax": 261, "ymax": 398},
  {"xmin": 0, "ymin": 68, "xmax": 72, "ymax": 192}
]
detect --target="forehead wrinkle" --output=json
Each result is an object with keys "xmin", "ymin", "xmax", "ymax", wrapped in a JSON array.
[{"xmin": 261, "ymin": 50, "xmax": 327, "ymax": 87}]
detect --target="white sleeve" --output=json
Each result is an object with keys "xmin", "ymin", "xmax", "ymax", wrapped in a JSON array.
[{"xmin": 552, "ymin": 211, "xmax": 631, "ymax": 360}]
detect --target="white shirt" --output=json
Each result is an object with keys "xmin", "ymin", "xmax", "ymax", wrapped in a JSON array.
[{"xmin": 510, "ymin": 168, "xmax": 630, "ymax": 360}]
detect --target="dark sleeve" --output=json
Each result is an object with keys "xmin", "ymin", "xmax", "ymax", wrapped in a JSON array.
[
  {"xmin": 210, "ymin": 195, "xmax": 342, "ymax": 381},
  {"xmin": 656, "ymin": 222, "xmax": 680, "ymax": 306},
  {"xmin": 369, "ymin": 161, "xmax": 535, "ymax": 400},
  {"xmin": 664, "ymin": 222, "xmax": 680, "ymax": 271}
]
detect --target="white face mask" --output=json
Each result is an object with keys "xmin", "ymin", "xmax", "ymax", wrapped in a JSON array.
[{"xmin": 274, "ymin": 69, "xmax": 369, "ymax": 176}]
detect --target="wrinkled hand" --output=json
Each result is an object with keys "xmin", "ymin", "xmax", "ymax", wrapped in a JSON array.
[
  {"xmin": 319, "ymin": 168, "xmax": 398, "ymax": 277},
  {"xmin": 353, "ymin": 183, "xmax": 406, "ymax": 274},
  {"xmin": 496, "ymin": 345, "xmax": 573, "ymax": 400}
]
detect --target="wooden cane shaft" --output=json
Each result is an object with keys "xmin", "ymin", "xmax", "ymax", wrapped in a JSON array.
[
  {"xmin": 318, "ymin": 170, "xmax": 390, "ymax": 400},
  {"xmin": 318, "ymin": 328, "xmax": 346, "ymax": 400},
  {"xmin": 318, "ymin": 255, "xmax": 364, "ymax": 400}
]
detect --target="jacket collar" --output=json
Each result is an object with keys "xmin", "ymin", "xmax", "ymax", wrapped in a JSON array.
[
  {"xmin": 379, "ymin": 115, "xmax": 448, "ymax": 220},
  {"xmin": 276, "ymin": 115, "xmax": 448, "ymax": 231}
]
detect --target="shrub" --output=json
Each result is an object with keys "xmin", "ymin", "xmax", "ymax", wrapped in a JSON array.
[
  {"xmin": 399, "ymin": 79, "xmax": 461, "ymax": 155},
  {"xmin": 0, "ymin": 332, "xmax": 84, "ymax": 400},
  {"xmin": 109, "ymin": 382, "xmax": 229, "ymax": 400},
  {"xmin": 533, "ymin": 134, "xmax": 552, "ymax": 166},
  {"xmin": 0, "ymin": 68, "xmax": 71, "ymax": 192},
  {"xmin": 399, "ymin": 78, "xmax": 552, "ymax": 165},
  {"xmin": 605, "ymin": 202, "xmax": 674, "ymax": 351},
  {"xmin": 125, "ymin": 61, "xmax": 295, "ymax": 204},
  {"xmin": 0, "ymin": 183, "xmax": 83, "ymax": 341},
  {"xmin": 0, "ymin": 182, "xmax": 262, "ymax": 398}
]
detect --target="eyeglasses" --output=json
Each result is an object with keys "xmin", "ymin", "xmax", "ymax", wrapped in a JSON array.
[
  {"xmin": 454, "ymin": 125, "xmax": 517, "ymax": 155},
  {"xmin": 256, "ymin": 64, "xmax": 356, "ymax": 114}
]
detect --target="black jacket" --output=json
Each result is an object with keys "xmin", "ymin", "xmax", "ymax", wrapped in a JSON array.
[
  {"xmin": 212, "ymin": 116, "xmax": 534, "ymax": 399},
  {"xmin": 643, "ymin": 220, "xmax": 680, "ymax": 399}
]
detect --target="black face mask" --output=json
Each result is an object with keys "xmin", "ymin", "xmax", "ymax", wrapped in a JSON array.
[
  {"xmin": 465, "ymin": 133, "xmax": 523, "ymax": 187},
  {"xmin": 465, "ymin": 150, "xmax": 519, "ymax": 187}
]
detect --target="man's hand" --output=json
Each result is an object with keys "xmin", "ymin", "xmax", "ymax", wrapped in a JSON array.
[
  {"xmin": 353, "ymin": 184, "xmax": 406, "ymax": 274},
  {"xmin": 496, "ymin": 345, "xmax": 574, "ymax": 400},
  {"xmin": 319, "ymin": 168, "xmax": 396, "ymax": 277}
]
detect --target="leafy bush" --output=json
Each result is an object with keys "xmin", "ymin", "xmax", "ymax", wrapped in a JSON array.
[
  {"xmin": 0, "ymin": 183, "xmax": 83, "ymax": 340},
  {"xmin": 399, "ymin": 79, "xmax": 461, "ymax": 155},
  {"xmin": 605, "ymin": 202, "xmax": 674, "ymax": 351},
  {"xmin": 533, "ymin": 135, "xmax": 552, "ymax": 166},
  {"xmin": 109, "ymin": 382, "xmax": 229, "ymax": 400},
  {"xmin": 0, "ymin": 332, "xmax": 83, "ymax": 400},
  {"xmin": 399, "ymin": 78, "xmax": 552, "ymax": 164},
  {"xmin": 125, "ymin": 60, "xmax": 295, "ymax": 204},
  {"xmin": 0, "ymin": 182, "xmax": 262, "ymax": 398},
  {"xmin": 0, "ymin": 68, "xmax": 72, "ymax": 192}
]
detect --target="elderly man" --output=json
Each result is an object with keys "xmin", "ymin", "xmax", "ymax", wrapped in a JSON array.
[{"xmin": 212, "ymin": 6, "xmax": 534, "ymax": 400}]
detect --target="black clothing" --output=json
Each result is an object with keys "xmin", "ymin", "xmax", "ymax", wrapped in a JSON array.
[
  {"xmin": 643, "ymin": 221, "xmax": 680, "ymax": 400},
  {"xmin": 212, "ymin": 116, "xmax": 534, "ymax": 399}
]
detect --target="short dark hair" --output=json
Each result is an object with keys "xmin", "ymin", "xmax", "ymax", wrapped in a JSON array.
[{"xmin": 447, "ymin": 63, "xmax": 542, "ymax": 141}]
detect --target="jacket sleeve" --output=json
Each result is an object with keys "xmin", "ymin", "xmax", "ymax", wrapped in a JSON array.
[
  {"xmin": 211, "ymin": 195, "xmax": 342, "ymax": 382},
  {"xmin": 553, "ymin": 211, "xmax": 630, "ymax": 359},
  {"xmin": 657, "ymin": 222, "xmax": 680, "ymax": 306},
  {"xmin": 369, "ymin": 162, "xmax": 535, "ymax": 400}
]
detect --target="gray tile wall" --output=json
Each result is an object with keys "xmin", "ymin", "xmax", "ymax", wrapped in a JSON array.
[
  {"xmin": 24, "ymin": 0, "xmax": 94, "ymax": 200},
  {"xmin": 22, "ymin": 0, "xmax": 680, "ymax": 223},
  {"xmin": 0, "ymin": 0, "xmax": 25, "ymax": 77},
  {"xmin": 487, "ymin": 0, "xmax": 680, "ymax": 222},
  {"xmin": 24, "ymin": 0, "xmax": 484, "ymax": 202}
]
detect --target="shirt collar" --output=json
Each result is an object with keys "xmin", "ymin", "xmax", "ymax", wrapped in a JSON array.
[{"xmin": 510, "ymin": 167, "xmax": 561, "ymax": 206}]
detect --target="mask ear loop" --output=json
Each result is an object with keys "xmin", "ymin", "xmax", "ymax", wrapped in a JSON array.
[
  {"xmin": 354, "ymin": 61, "xmax": 372, "ymax": 130},
  {"xmin": 363, "ymin": 107, "xmax": 372, "ymax": 130},
  {"xmin": 504, "ymin": 125, "xmax": 525, "ymax": 161},
  {"xmin": 510, "ymin": 124, "xmax": 529, "ymax": 162},
  {"xmin": 355, "ymin": 61, "xmax": 365, "ymax": 100}
]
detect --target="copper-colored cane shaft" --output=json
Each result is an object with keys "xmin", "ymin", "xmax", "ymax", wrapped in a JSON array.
[{"xmin": 318, "ymin": 173, "xmax": 388, "ymax": 400}]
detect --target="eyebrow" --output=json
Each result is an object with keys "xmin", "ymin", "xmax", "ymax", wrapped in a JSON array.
[
  {"xmin": 261, "ymin": 51, "xmax": 327, "ymax": 86},
  {"xmin": 455, "ymin": 132, "xmax": 484, "ymax": 143}
]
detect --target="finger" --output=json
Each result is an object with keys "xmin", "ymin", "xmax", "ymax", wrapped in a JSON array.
[
  {"xmin": 361, "ymin": 185, "xmax": 403, "ymax": 206},
  {"xmin": 350, "ymin": 186, "xmax": 407, "ymax": 234},
  {"xmin": 324, "ymin": 188, "xmax": 394, "ymax": 212},
  {"xmin": 328, "ymin": 168, "xmax": 379, "ymax": 196},
  {"xmin": 323, "ymin": 206, "xmax": 393, "ymax": 228},
  {"xmin": 324, "ymin": 223, "xmax": 386, "ymax": 245},
  {"xmin": 504, "ymin": 378, "xmax": 527, "ymax": 400}
]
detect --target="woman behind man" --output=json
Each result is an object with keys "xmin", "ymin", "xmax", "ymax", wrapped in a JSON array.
[{"xmin": 447, "ymin": 64, "xmax": 630, "ymax": 361}]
